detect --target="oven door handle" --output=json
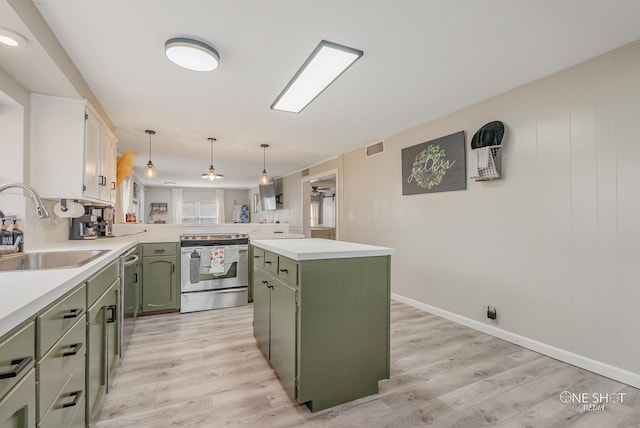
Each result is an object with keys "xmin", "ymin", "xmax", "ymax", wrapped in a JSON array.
[{"xmin": 212, "ymin": 287, "xmax": 249, "ymax": 293}]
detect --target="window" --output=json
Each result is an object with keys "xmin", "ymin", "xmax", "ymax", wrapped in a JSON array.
[{"xmin": 181, "ymin": 200, "xmax": 218, "ymax": 224}]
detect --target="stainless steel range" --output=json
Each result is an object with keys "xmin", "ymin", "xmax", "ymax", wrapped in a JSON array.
[{"xmin": 180, "ymin": 233, "xmax": 249, "ymax": 313}]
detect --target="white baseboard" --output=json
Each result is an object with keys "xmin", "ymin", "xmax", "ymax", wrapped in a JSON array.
[{"xmin": 391, "ymin": 293, "xmax": 640, "ymax": 390}]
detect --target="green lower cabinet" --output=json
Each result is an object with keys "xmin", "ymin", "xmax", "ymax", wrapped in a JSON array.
[
  {"xmin": 37, "ymin": 316, "xmax": 86, "ymax": 423},
  {"xmin": 0, "ymin": 369, "xmax": 35, "ymax": 428},
  {"xmin": 38, "ymin": 363, "xmax": 84, "ymax": 428},
  {"xmin": 252, "ymin": 247, "xmax": 391, "ymax": 412},
  {"xmin": 86, "ymin": 281, "xmax": 119, "ymax": 426},
  {"xmin": 141, "ymin": 254, "xmax": 178, "ymax": 313},
  {"xmin": 252, "ymin": 267, "xmax": 271, "ymax": 359},
  {"xmin": 268, "ymin": 277, "xmax": 297, "ymax": 398}
]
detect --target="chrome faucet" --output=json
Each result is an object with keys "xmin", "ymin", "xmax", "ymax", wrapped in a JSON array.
[{"xmin": 0, "ymin": 183, "xmax": 50, "ymax": 219}]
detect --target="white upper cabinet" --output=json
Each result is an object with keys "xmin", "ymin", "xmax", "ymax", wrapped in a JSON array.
[{"xmin": 30, "ymin": 94, "xmax": 117, "ymax": 204}]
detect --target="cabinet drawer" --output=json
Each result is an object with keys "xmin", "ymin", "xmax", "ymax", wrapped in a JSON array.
[
  {"xmin": 37, "ymin": 315, "xmax": 86, "ymax": 419},
  {"xmin": 142, "ymin": 242, "xmax": 177, "ymax": 256},
  {"xmin": 38, "ymin": 362, "xmax": 84, "ymax": 428},
  {"xmin": 0, "ymin": 368, "xmax": 35, "ymax": 427},
  {"xmin": 277, "ymin": 256, "xmax": 298, "ymax": 286},
  {"xmin": 252, "ymin": 247, "xmax": 265, "ymax": 268},
  {"xmin": 263, "ymin": 251, "xmax": 278, "ymax": 274},
  {"xmin": 87, "ymin": 261, "xmax": 119, "ymax": 307},
  {"xmin": 0, "ymin": 321, "xmax": 35, "ymax": 400},
  {"xmin": 37, "ymin": 286, "xmax": 86, "ymax": 358}
]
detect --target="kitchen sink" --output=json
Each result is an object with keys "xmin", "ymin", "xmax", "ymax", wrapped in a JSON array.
[{"xmin": 0, "ymin": 249, "xmax": 110, "ymax": 272}]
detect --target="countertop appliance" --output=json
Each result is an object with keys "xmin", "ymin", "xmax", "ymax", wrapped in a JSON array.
[
  {"xmin": 180, "ymin": 233, "xmax": 249, "ymax": 313},
  {"xmin": 69, "ymin": 211, "xmax": 98, "ymax": 240},
  {"xmin": 119, "ymin": 246, "xmax": 140, "ymax": 356}
]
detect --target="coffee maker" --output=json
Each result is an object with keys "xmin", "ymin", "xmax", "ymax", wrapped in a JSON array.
[
  {"xmin": 97, "ymin": 206, "xmax": 114, "ymax": 237},
  {"xmin": 69, "ymin": 207, "xmax": 98, "ymax": 240},
  {"xmin": 69, "ymin": 205, "xmax": 114, "ymax": 240}
]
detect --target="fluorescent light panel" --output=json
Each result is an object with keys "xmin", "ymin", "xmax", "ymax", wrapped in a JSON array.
[{"xmin": 271, "ymin": 40, "xmax": 363, "ymax": 113}]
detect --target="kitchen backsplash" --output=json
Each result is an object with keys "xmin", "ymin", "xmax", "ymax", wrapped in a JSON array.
[{"xmin": 24, "ymin": 199, "xmax": 69, "ymax": 249}]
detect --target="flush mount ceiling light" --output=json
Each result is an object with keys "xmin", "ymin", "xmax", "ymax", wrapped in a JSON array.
[
  {"xmin": 271, "ymin": 40, "xmax": 363, "ymax": 113},
  {"xmin": 202, "ymin": 137, "xmax": 222, "ymax": 181},
  {"xmin": 144, "ymin": 130, "xmax": 156, "ymax": 178},
  {"xmin": 0, "ymin": 28, "xmax": 27, "ymax": 47},
  {"xmin": 259, "ymin": 144, "xmax": 270, "ymax": 185},
  {"xmin": 164, "ymin": 37, "xmax": 220, "ymax": 71}
]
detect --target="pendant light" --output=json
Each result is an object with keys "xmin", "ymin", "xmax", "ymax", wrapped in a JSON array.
[
  {"xmin": 259, "ymin": 144, "xmax": 270, "ymax": 185},
  {"xmin": 202, "ymin": 137, "xmax": 220, "ymax": 181},
  {"xmin": 144, "ymin": 130, "xmax": 156, "ymax": 178}
]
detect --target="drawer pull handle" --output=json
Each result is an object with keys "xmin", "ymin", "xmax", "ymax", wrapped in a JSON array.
[
  {"xmin": 154, "ymin": 249, "xmax": 166, "ymax": 253},
  {"xmin": 267, "ymin": 285, "xmax": 274, "ymax": 289},
  {"xmin": 253, "ymin": 255, "xmax": 260, "ymax": 259},
  {"xmin": 265, "ymin": 261, "xmax": 272, "ymax": 265},
  {"xmin": 63, "ymin": 308, "xmax": 83, "ymax": 319},
  {"xmin": 63, "ymin": 343, "xmax": 83, "ymax": 357},
  {"xmin": 106, "ymin": 305, "xmax": 117, "ymax": 323},
  {"xmin": 279, "ymin": 269, "xmax": 288, "ymax": 273},
  {"xmin": 0, "ymin": 356, "xmax": 33, "ymax": 379},
  {"xmin": 62, "ymin": 390, "xmax": 83, "ymax": 408},
  {"xmin": 261, "ymin": 280, "xmax": 269, "ymax": 285}
]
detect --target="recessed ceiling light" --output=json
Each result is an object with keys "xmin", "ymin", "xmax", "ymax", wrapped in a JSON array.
[
  {"xmin": 0, "ymin": 29, "xmax": 27, "ymax": 47},
  {"xmin": 164, "ymin": 37, "xmax": 220, "ymax": 71},
  {"xmin": 271, "ymin": 40, "xmax": 363, "ymax": 113}
]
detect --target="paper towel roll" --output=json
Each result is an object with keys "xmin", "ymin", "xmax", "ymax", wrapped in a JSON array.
[{"xmin": 53, "ymin": 201, "xmax": 85, "ymax": 218}]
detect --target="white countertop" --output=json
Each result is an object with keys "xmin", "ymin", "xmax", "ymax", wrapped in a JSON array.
[
  {"xmin": 251, "ymin": 238, "xmax": 395, "ymax": 261},
  {"xmin": 0, "ymin": 236, "xmax": 140, "ymax": 337},
  {"xmin": 248, "ymin": 232, "xmax": 305, "ymax": 240}
]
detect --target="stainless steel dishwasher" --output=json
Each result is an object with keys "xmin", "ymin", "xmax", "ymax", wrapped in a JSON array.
[{"xmin": 119, "ymin": 245, "xmax": 140, "ymax": 356}]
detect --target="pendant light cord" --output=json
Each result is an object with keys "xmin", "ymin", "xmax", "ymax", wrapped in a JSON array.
[
  {"xmin": 209, "ymin": 138, "xmax": 215, "ymax": 166},
  {"xmin": 145, "ymin": 130, "xmax": 156, "ymax": 162}
]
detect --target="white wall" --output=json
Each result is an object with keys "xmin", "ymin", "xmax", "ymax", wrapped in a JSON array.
[
  {"xmin": 144, "ymin": 186, "xmax": 173, "ymax": 223},
  {"xmin": 223, "ymin": 189, "xmax": 250, "ymax": 222},
  {"xmin": 250, "ymin": 173, "xmax": 303, "ymax": 233},
  {"xmin": 342, "ymin": 40, "xmax": 640, "ymax": 386}
]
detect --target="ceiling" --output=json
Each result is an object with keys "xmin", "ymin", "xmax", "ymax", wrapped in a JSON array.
[{"xmin": 4, "ymin": 1, "xmax": 640, "ymax": 189}]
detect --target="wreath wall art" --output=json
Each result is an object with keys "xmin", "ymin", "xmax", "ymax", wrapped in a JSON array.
[{"xmin": 401, "ymin": 131, "xmax": 466, "ymax": 195}]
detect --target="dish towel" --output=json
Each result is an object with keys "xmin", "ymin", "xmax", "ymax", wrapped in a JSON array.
[
  {"xmin": 469, "ymin": 147, "xmax": 500, "ymax": 180},
  {"xmin": 198, "ymin": 248, "xmax": 211, "ymax": 274},
  {"xmin": 209, "ymin": 247, "xmax": 225, "ymax": 274},
  {"xmin": 468, "ymin": 149, "xmax": 480, "ymax": 178},
  {"xmin": 189, "ymin": 250, "xmax": 201, "ymax": 284}
]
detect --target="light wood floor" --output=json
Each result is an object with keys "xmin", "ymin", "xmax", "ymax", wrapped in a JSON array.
[{"xmin": 96, "ymin": 301, "xmax": 640, "ymax": 427}]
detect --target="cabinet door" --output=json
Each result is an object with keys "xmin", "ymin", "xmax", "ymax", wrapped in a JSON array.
[
  {"xmin": 0, "ymin": 369, "xmax": 35, "ymax": 428},
  {"xmin": 269, "ymin": 277, "xmax": 297, "ymax": 398},
  {"xmin": 86, "ymin": 282, "xmax": 117, "ymax": 423},
  {"xmin": 141, "ymin": 256, "xmax": 178, "ymax": 312},
  {"xmin": 252, "ymin": 267, "xmax": 271, "ymax": 358},
  {"xmin": 99, "ymin": 131, "xmax": 117, "ymax": 203},
  {"xmin": 105, "ymin": 284, "xmax": 119, "ymax": 390},
  {"xmin": 83, "ymin": 110, "xmax": 102, "ymax": 200}
]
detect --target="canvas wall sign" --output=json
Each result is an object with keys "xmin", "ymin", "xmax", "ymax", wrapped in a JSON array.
[{"xmin": 401, "ymin": 131, "xmax": 466, "ymax": 195}]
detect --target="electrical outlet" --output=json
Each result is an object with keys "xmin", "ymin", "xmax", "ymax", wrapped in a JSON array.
[{"xmin": 487, "ymin": 305, "xmax": 497, "ymax": 320}]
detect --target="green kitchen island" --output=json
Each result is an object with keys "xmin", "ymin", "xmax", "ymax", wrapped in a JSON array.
[{"xmin": 251, "ymin": 238, "xmax": 394, "ymax": 412}]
